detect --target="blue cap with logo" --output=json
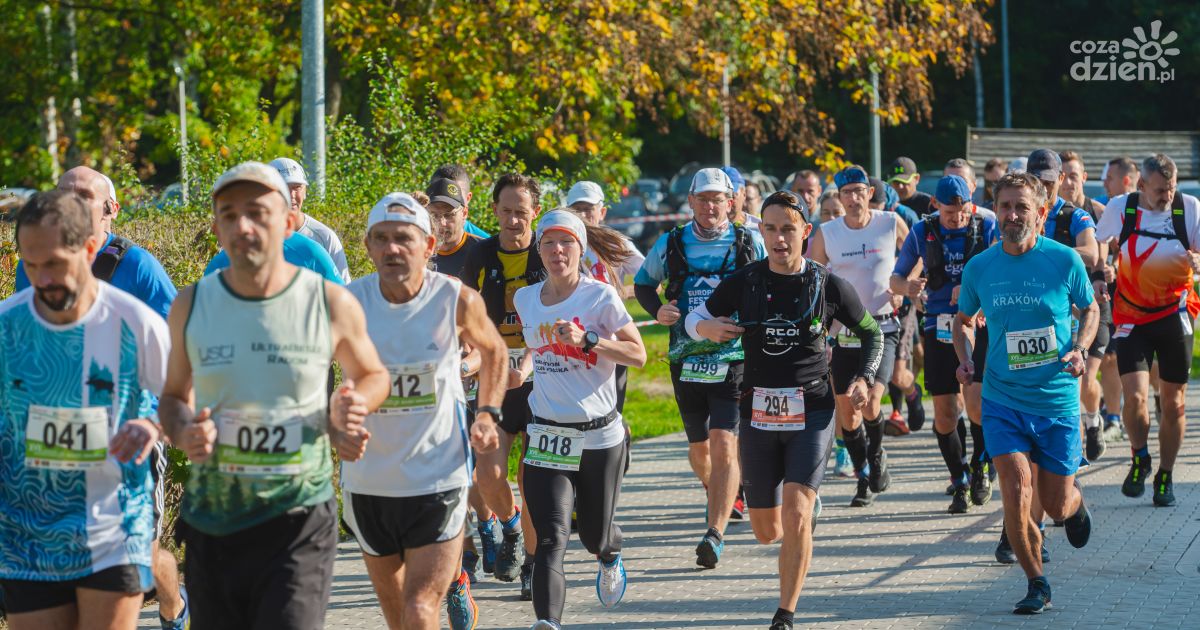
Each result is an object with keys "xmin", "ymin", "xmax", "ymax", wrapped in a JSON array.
[
  {"xmin": 935, "ymin": 175, "xmax": 972, "ymax": 205},
  {"xmin": 720, "ymin": 166, "xmax": 745, "ymax": 193},
  {"xmin": 834, "ymin": 165, "xmax": 870, "ymax": 190}
]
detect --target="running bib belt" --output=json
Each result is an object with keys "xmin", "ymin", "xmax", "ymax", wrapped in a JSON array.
[
  {"xmin": 936, "ymin": 314, "xmax": 954, "ymax": 344},
  {"xmin": 24, "ymin": 406, "xmax": 110, "ymax": 471},
  {"xmin": 381, "ymin": 362, "xmax": 437, "ymax": 413},
  {"xmin": 509, "ymin": 348, "xmax": 533, "ymax": 383},
  {"xmin": 679, "ymin": 356, "xmax": 730, "ymax": 383},
  {"xmin": 751, "ymin": 387, "xmax": 806, "ymax": 431},
  {"xmin": 216, "ymin": 409, "xmax": 304, "ymax": 476},
  {"xmin": 1005, "ymin": 325, "xmax": 1058, "ymax": 370},
  {"xmin": 523, "ymin": 424, "xmax": 585, "ymax": 471}
]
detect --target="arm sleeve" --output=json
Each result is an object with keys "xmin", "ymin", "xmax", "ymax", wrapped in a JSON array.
[
  {"xmin": 684, "ymin": 303, "xmax": 714, "ymax": 341},
  {"xmin": 14, "ymin": 261, "xmax": 29, "ymax": 291},
  {"xmin": 634, "ymin": 283, "xmax": 663, "ymax": 320},
  {"xmin": 893, "ymin": 225, "xmax": 921, "ymax": 276},
  {"xmin": 829, "ymin": 274, "xmax": 882, "ymax": 382}
]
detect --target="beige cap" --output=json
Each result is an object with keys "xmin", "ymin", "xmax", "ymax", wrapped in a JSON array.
[{"xmin": 211, "ymin": 161, "xmax": 291, "ymax": 210}]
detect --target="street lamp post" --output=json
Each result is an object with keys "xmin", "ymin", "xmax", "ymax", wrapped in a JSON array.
[{"xmin": 173, "ymin": 60, "xmax": 188, "ymax": 206}]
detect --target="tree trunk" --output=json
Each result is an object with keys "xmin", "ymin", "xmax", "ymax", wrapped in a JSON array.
[
  {"xmin": 62, "ymin": 3, "xmax": 83, "ymax": 168},
  {"xmin": 39, "ymin": 4, "xmax": 60, "ymax": 180},
  {"xmin": 325, "ymin": 44, "xmax": 343, "ymax": 123}
]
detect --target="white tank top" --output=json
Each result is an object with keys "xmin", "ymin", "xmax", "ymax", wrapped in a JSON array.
[
  {"xmin": 342, "ymin": 271, "xmax": 470, "ymax": 497},
  {"xmin": 821, "ymin": 210, "xmax": 899, "ymax": 316}
]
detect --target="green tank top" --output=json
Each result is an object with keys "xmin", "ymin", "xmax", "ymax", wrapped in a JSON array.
[{"xmin": 182, "ymin": 268, "xmax": 334, "ymax": 536}]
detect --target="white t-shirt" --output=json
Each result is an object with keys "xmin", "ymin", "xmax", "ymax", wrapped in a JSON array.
[
  {"xmin": 583, "ymin": 236, "xmax": 645, "ymax": 288},
  {"xmin": 513, "ymin": 277, "xmax": 633, "ymax": 449},
  {"xmin": 299, "ymin": 214, "xmax": 351, "ymax": 283}
]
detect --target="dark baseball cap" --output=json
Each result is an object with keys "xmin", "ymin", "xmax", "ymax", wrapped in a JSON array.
[
  {"xmin": 1026, "ymin": 149, "xmax": 1062, "ymax": 182},
  {"xmin": 426, "ymin": 177, "xmax": 466, "ymax": 209},
  {"xmin": 868, "ymin": 177, "xmax": 888, "ymax": 204},
  {"xmin": 935, "ymin": 175, "xmax": 972, "ymax": 205},
  {"xmin": 887, "ymin": 157, "xmax": 919, "ymax": 183}
]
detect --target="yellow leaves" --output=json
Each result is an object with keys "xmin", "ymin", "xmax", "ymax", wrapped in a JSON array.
[
  {"xmin": 510, "ymin": 38, "xmax": 531, "ymax": 55},
  {"xmin": 585, "ymin": 140, "xmax": 600, "ymax": 154},
  {"xmin": 219, "ymin": 146, "xmax": 230, "ymax": 158}
]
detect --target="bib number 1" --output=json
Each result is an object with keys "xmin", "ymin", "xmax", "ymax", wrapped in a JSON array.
[{"xmin": 936, "ymin": 314, "xmax": 953, "ymax": 344}]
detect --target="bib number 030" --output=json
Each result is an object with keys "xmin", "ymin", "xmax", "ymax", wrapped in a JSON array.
[
  {"xmin": 24, "ymin": 405, "xmax": 110, "ymax": 471},
  {"xmin": 523, "ymin": 424, "xmax": 584, "ymax": 471},
  {"xmin": 1005, "ymin": 325, "xmax": 1058, "ymax": 370}
]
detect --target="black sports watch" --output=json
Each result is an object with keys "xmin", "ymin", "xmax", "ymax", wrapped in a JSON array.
[
  {"xmin": 581, "ymin": 330, "xmax": 600, "ymax": 353},
  {"xmin": 476, "ymin": 405, "xmax": 504, "ymax": 425}
]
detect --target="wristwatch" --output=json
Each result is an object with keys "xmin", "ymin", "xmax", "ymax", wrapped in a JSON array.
[
  {"xmin": 581, "ymin": 330, "xmax": 600, "ymax": 353},
  {"xmin": 476, "ymin": 405, "xmax": 504, "ymax": 425},
  {"xmin": 1070, "ymin": 344, "xmax": 1086, "ymax": 356}
]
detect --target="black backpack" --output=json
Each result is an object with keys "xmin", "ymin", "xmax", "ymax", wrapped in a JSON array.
[
  {"xmin": 663, "ymin": 223, "xmax": 756, "ymax": 301},
  {"xmin": 93, "ymin": 234, "xmax": 134, "ymax": 281},
  {"xmin": 923, "ymin": 215, "xmax": 986, "ymax": 291},
  {"xmin": 476, "ymin": 237, "xmax": 546, "ymax": 324},
  {"xmin": 1049, "ymin": 202, "xmax": 1076, "ymax": 247},
  {"xmin": 1117, "ymin": 192, "xmax": 1189, "ymax": 250},
  {"xmin": 739, "ymin": 259, "xmax": 829, "ymax": 336}
]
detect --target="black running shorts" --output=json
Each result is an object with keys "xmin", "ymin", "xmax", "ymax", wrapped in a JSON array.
[
  {"xmin": 1115, "ymin": 314, "xmax": 1194, "ymax": 384},
  {"xmin": 669, "ymin": 361, "xmax": 744, "ymax": 443},
  {"xmin": 0, "ymin": 564, "xmax": 152, "ymax": 614},
  {"xmin": 832, "ymin": 330, "xmax": 899, "ymax": 394},
  {"xmin": 342, "ymin": 487, "xmax": 467, "ymax": 558},
  {"xmin": 739, "ymin": 407, "xmax": 836, "ymax": 508}
]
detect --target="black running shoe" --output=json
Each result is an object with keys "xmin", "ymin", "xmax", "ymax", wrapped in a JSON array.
[
  {"xmin": 1064, "ymin": 485, "xmax": 1092, "ymax": 548},
  {"xmin": 1152, "ymin": 469, "xmax": 1176, "ymax": 507},
  {"xmin": 969, "ymin": 460, "xmax": 992, "ymax": 506},
  {"xmin": 1085, "ymin": 425, "xmax": 1106, "ymax": 461},
  {"xmin": 495, "ymin": 530, "xmax": 524, "ymax": 582},
  {"xmin": 868, "ymin": 448, "xmax": 891, "ymax": 493},
  {"xmin": 1013, "ymin": 577, "xmax": 1052, "ymax": 614},
  {"xmin": 1121, "ymin": 455, "xmax": 1151, "ymax": 498},
  {"xmin": 769, "ymin": 623, "xmax": 793, "ymax": 630},
  {"xmin": 945, "ymin": 482, "xmax": 955, "ymax": 496},
  {"xmin": 849, "ymin": 477, "xmax": 875, "ymax": 507},
  {"xmin": 948, "ymin": 485, "xmax": 970, "ymax": 514},
  {"xmin": 519, "ymin": 563, "xmax": 533, "ymax": 601},
  {"xmin": 995, "ymin": 526, "xmax": 1016, "ymax": 564},
  {"xmin": 906, "ymin": 384, "xmax": 926, "ymax": 432}
]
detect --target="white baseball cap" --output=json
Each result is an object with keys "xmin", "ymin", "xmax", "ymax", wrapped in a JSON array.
[
  {"xmin": 690, "ymin": 168, "xmax": 734, "ymax": 195},
  {"xmin": 565, "ymin": 181, "xmax": 605, "ymax": 206},
  {"xmin": 269, "ymin": 157, "xmax": 308, "ymax": 186},
  {"xmin": 536, "ymin": 208, "xmax": 588, "ymax": 253},
  {"xmin": 100, "ymin": 174, "xmax": 117, "ymax": 202},
  {"xmin": 367, "ymin": 192, "xmax": 432, "ymax": 235},
  {"xmin": 211, "ymin": 161, "xmax": 291, "ymax": 210}
]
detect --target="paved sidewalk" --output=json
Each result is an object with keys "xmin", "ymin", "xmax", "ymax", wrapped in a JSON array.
[{"xmin": 141, "ymin": 393, "xmax": 1200, "ymax": 629}]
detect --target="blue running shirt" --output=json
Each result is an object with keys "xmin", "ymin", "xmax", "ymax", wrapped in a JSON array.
[
  {"xmin": 893, "ymin": 213, "xmax": 998, "ymax": 330},
  {"xmin": 0, "ymin": 284, "xmax": 169, "ymax": 581},
  {"xmin": 205, "ymin": 232, "xmax": 344, "ymax": 285},
  {"xmin": 957, "ymin": 236, "xmax": 1094, "ymax": 417}
]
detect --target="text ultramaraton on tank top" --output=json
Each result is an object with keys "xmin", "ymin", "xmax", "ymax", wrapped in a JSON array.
[{"xmin": 182, "ymin": 268, "xmax": 334, "ymax": 536}]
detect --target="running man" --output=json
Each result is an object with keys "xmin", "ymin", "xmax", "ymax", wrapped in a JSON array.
[
  {"xmin": 342, "ymin": 193, "xmax": 508, "ymax": 630},
  {"xmin": 953, "ymin": 170, "xmax": 1095, "ymax": 614},
  {"xmin": 515, "ymin": 210, "xmax": 647, "ymax": 629},
  {"xmin": 269, "ymin": 157, "xmax": 351, "ymax": 282},
  {"xmin": 634, "ymin": 168, "xmax": 766, "ymax": 569},
  {"xmin": 1095, "ymin": 154, "xmax": 1200, "ymax": 507},
  {"xmin": 887, "ymin": 156, "xmax": 933, "ymax": 217},
  {"xmin": 0, "ymin": 190, "xmax": 170, "ymax": 630},
  {"xmin": 808, "ymin": 166, "xmax": 909, "ymax": 507},
  {"xmin": 159, "ymin": 162, "xmax": 390, "ymax": 629},
  {"xmin": 891, "ymin": 175, "xmax": 999, "ymax": 513},
  {"xmin": 687, "ymin": 189, "xmax": 882, "ymax": 630}
]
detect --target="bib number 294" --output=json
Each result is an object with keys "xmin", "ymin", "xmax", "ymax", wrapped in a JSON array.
[{"xmin": 751, "ymin": 387, "xmax": 806, "ymax": 431}]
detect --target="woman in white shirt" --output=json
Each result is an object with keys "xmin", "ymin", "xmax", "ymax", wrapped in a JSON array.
[{"xmin": 513, "ymin": 210, "xmax": 646, "ymax": 630}]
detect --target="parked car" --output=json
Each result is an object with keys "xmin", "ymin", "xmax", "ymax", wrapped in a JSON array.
[
  {"xmin": 665, "ymin": 162, "xmax": 702, "ymax": 213},
  {"xmin": 606, "ymin": 190, "xmax": 662, "ymax": 253},
  {"xmin": 0, "ymin": 187, "xmax": 37, "ymax": 221}
]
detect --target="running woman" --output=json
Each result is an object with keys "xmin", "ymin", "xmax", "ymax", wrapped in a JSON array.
[
  {"xmin": 0, "ymin": 191, "xmax": 170, "ymax": 630},
  {"xmin": 159, "ymin": 162, "xmax": 391, "ymax": 630},
  {"xmin": 953, "ymin": 171, "xmax": 1096, "ymax": 614},
  {"xmin": 687, "ymin": 190, "xmax": 882, "ymax": 630},
  {"xmin": 342, "ymin": 193, "xmax": 508, "ymax": 630},
  {"xmin": 808, "ymin": 166, "xmax": 910, "ymax": 507},
  {"xmin": 514, "ymin": 210, "xmax": 646, "ymax": 630}
]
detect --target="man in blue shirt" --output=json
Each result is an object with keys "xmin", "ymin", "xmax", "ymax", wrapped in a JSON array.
[
  {"xmin": 204, "ymin": 228, "xmax": 343, "ymax": 284},
  {"xmin": 953, "ymin": 170, "xmax": 1096, "ymax": 615},
  {"xmin": 891, "ymin": 175, "xmax": 999, "ymax": 514}
]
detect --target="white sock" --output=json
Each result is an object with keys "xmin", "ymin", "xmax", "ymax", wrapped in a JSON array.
[{"xmin": 1082, "ymin": 411, "xmax": 1101, "ymax": 429}]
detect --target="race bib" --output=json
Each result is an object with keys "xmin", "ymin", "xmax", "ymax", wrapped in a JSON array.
[
  {"xmin": 1112, "ymin": 323, "xmax": 1133, "ymax": 339},
  {"xmin": 936, "ymin": 314, "xmax": 953, "ymax": 344},
  {"xmin": 380, "ymin": 362, "xmax": 437, "ymax": 414},
  {"xmin": 508, "ymin": 349, "xmax": 533, "ymax": 384},
  {"xmin": 523, "ymin": 424, "xmax": 585, "ymax": 471},
  {"xmin": 836, "ymin": 329, "xmax": 861, "ymax": 349},
  {"xmin": 679, "ymin": 356, "xmax": 729, "ymax": 383},
  {"xmin": 464, "ymin": 377, "xmax": 479, "ymax": 403},
  {"xmin": 1005, "ymin": 325, "xmax": 1058, "ymax": 370},
  {"xmin": 751, "ymin": 387, "xmax": 806, "ymax": 431},
  {"xmin": 24, "ymin": 406, "xmax": 110, "ymax": 471},
  {"xmin": 216, "ymin": 409, "xmax": 304, "ymax": 476}
]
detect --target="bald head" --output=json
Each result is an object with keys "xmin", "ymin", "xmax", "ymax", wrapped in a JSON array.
[{"xmin": 57, "ymin": 166, "xmax": 117, "ymax": 236}]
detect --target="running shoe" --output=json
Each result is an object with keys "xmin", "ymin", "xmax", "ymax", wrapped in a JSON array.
[
  {"xmin": 696, "ymin": 528, "xmax": 723, "ymax": 569},
  {"xmin": 945, "ymin": 482, "xmax": 955, "ymax": 496},
  {"xmin": 495, "ymin": 528, "xmax": 525, "ymax": 582},
  {"xmin": 730, "ymin": 487, "xmax": 747, "ymax": 520},
  {"xmin": 461, "ymin": 550, "xmax": 479, "ymax": 585},
  {"xmin": 596, "ymin": 554, "xmax": 627, "ymax": 608},
  {"xmin": 519, "ymin": 563, "xmax": 533, "ymax": 601},
  {"xmin": 884, "ymin": 410, "xmax": 911, "ymax": 436},
  {"xmin": 530, "ymin": 621, "xmax": 561, "ymax": 630},
  {"xmin": 948, "ymin": 485, "xmax": 970, "ymax": 514},
  {"xmin": 969, "ymin": 460, "xmax": 992, "ymax": 506},
  {"xmin": 1064, "ymin": 483, "xmax": 1092, "ymax": 548},
  {"xmin": 1013, "ymin": 577, "xmax": 1052, "ymax": 615},
  {"xmin": 995, "ymin": 526, "xmax": 1016, "ymax": 564},
  {"xmin": 477, "ymin": 515, "xmax": 499, "ymax": 575},
  {"xmin": 1103, "ymin": 416, "xmax": 1124, "ymax": 441},
  {"xmin": 159, "ymin": 584, "xmax": 189, "ymax": 630},
  {"xmin": 868, "ymin": 448, "xmax": 891, "ymax": 493},
  {"xmin": 446, "ymin": 569, "xmax": 478, "ymax": 630},
  {"xmin": 833, "ymin": 446, "xmax": 855, "ymax": 478},
  {"xmin": 1121, "ymin": 455, "xmax": 1152, "ymax": 498},
  {"xmin": 849, "ymin": 477, "xmax": 875, "ymax": 507},
  {"xmin": 1152, "ymin": 469, "xmax": 1176, "ymax": 507},
  {"xmin": 770, "ymin": 620, "xmax": 794, "ymax": 630},
  {"xmin": 906, "ymin": 384, "xmax": 926, "ymax": 431},
  {"xmin": 1085, "ymin": 425, "xmax": 1106, "ymax": 461}
]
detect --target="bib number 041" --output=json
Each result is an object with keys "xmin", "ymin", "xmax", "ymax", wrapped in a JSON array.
[
  {"xmin": 523, "ymin": 424, "xmax": 585, "ymax": 471},
  {"xmin": 24, "ymin": 405, "xmax": 110, "ymax": 471}
]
